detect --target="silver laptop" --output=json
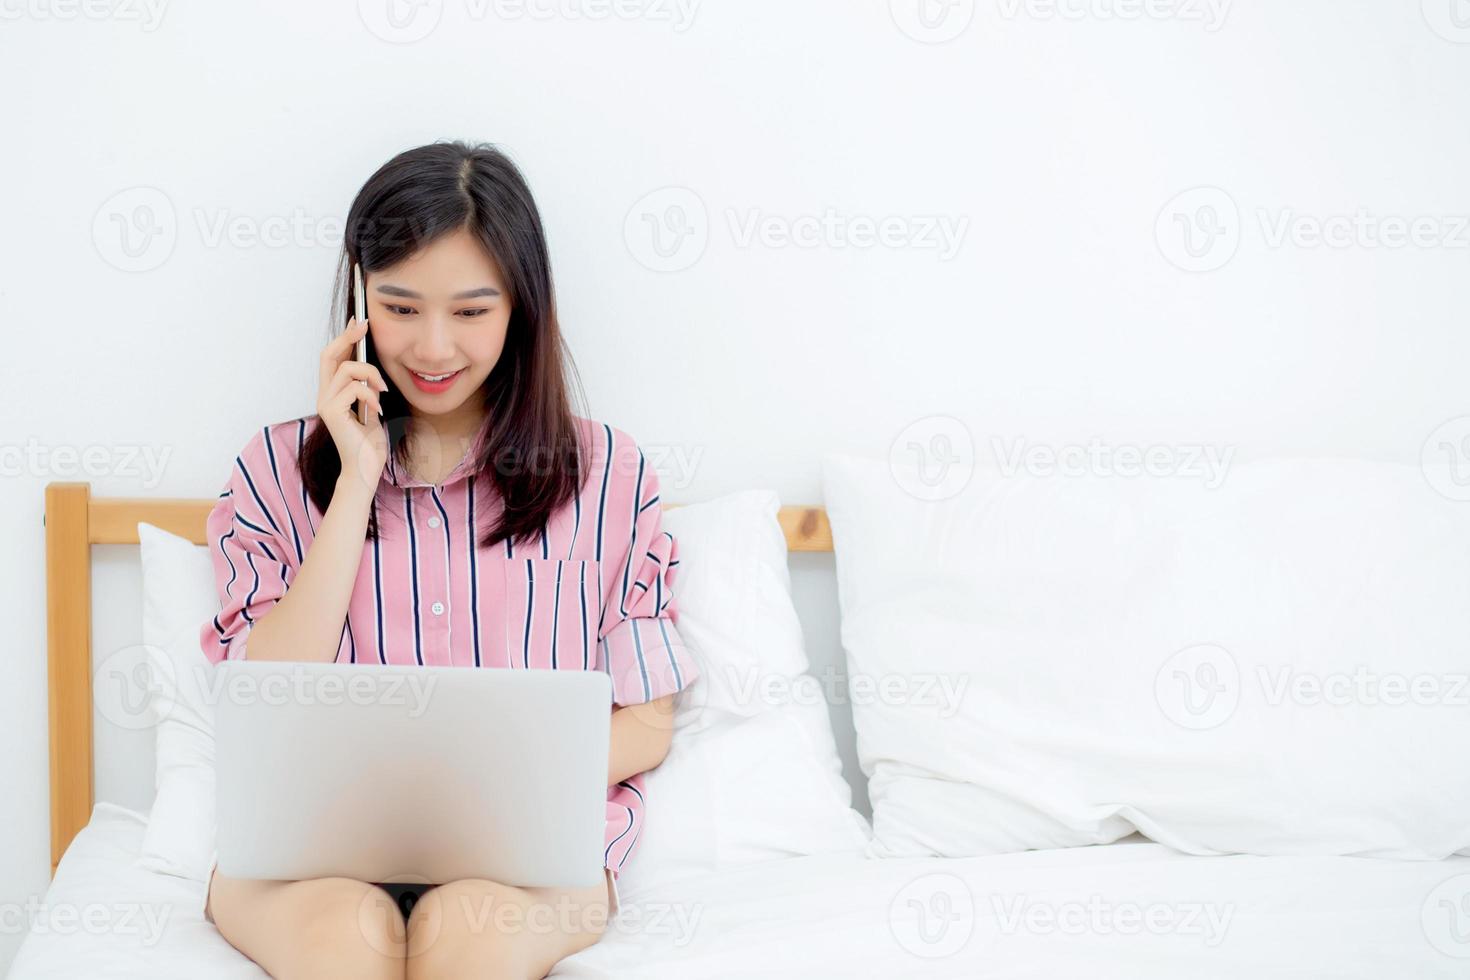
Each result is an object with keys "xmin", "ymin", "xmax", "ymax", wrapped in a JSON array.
[{"xmin": 214, "ymin": 661, "xmax": 611, "ymax": 888}]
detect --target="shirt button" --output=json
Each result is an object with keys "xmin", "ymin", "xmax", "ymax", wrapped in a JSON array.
[
  {"xmin": 427, "ymin": 516, "xmax": 441, "ymax": 529},
  {"xmin": 431, "ymin": 601, "xmax": 445, "ymax": 615}
]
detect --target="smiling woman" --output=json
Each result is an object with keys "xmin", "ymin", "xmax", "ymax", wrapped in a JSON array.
[
  {"xmin": 198, "ymin": 140, "xmax": 701, "ymax": 980},
  {"xmin": 299, "ymin": 140, "xmax": 586, "ymax": 546}
]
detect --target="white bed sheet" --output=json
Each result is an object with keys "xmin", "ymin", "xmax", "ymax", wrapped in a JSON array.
[
  {"xmin": 575, "ymin": 841, "xmax": 1470, "ymax": 979},
  {"xmin": 10, "ymin": 804, "xmax": 266, "ymax": 979},
  {"xmin": 14, "ymin": 804, "xmax": 1470, "ymax": 979}
]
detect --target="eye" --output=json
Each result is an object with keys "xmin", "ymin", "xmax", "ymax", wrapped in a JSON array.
[
  {"xmin": 385, "ymin": 304, "xmax": 415, "ymax": 316},
  {"xmin": 458, "ymin": 308, "xmax": 491, "ymax": 318}
]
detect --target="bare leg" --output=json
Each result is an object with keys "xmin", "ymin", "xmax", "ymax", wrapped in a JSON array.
[
  {"xmin": 404, "ymin": 869, "xmax": 613, "ymax": 979},
  {"xmin": 207, "ymin": 866, "xmax": 408, "ymax": 980}
]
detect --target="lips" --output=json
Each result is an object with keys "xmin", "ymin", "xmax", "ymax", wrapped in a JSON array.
[{"xmin": 408, "ymin": 368, "xmax": 464, "ymax": 393}]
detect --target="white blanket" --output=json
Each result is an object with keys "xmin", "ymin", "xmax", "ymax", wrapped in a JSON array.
[{"xmin": 14, "ymin": 803, "xmax": 1470, "ymax": 978}]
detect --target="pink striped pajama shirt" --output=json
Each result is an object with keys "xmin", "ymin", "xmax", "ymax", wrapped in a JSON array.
[{"xmin": 197, "ymin": 413, "xmax": 700, "ymax": 887}]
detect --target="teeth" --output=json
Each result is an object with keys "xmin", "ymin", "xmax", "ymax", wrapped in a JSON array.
[{"xmin": 414, "ymin": 370, "xmax": 457, "ymax": 382}]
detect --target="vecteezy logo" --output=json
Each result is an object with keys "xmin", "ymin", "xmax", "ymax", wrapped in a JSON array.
[
  {"xmin": 92, "ymin": 187, "xmax": 177, "ymax": 273},
  {"xmin": 624, "ymin": 187, "xmax": 708, "ymax": 272},
  {"xmin": 1422, "ymin": 0, "xmax": 1470, "ymax": 43},
  {"xmin": 1155, "ymin": 186, "xmax": 1240, "ymax": 273},
  {"xmin": 1422, "ymin": 874, "xmax": 1470, "ymax": 958},
  {"xmin": 889, "ymin": 873, "xmax": 975, "ymax": 958},
  {"xmin": 357, "ymin": 872, "xmax": 434, "ymax": 956},
  {"xmin": 889, "ymin": 416, "xmax": 975, "ymax": 501},
  {"xmin": 1421, "ymin": 416, "xmax": 1470, "ymax": 502},
  {"xmin": 1154, "ymin": 643, "xmax": 1239, "ymax": 730},
  {"xmin": 358, "ymin": 0, "xmax": 443, "ymax": 43},
  {"xmin": 94, "ymin": 644, "xmax": 176, "ymax": 731},
  {"xmin": 889, "ymin": 0, "xmax": 976, "ymax": 43}
]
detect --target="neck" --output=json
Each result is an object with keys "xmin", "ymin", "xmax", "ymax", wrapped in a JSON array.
[{"xmin": 403, "ymin": 401, "xmax": 488, "ymax": 479}]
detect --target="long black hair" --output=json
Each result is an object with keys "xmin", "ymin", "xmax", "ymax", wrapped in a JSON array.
[{"xmin": 300, "ymin": 140, "xmax": 589, "ymax": 549}]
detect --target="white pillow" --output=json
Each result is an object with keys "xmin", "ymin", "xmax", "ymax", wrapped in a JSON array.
[
  {"xmin": 136, "ymin": 490, "xmax": 870, "ymax": 886},
  {"xmin": 618, "ymin": 491, "xmax": 872, "ymax": 895},
  {"xmin": 136, "ymin": 522, "xmax": 218, "ymax": 880},
  {"xmin": 822, "ymin": 452, "xmax": 1470, "ymax": 860}
]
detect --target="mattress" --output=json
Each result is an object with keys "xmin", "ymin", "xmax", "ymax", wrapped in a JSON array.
[{"xmin": 13, "ymin": 803, "xmax": 1469, "ymax": 978}]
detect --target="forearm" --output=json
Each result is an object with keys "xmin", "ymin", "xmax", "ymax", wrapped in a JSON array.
[
  {"xmin": 242, "ymin": 477, "xmax": 373, "ymax": 662},
  {"xmin": 607, "ymin": 694, "xmax": 677, "ymax": 786}
]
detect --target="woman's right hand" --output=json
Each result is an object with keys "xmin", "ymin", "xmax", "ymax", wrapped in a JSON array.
[{"xmin": 319, "ymin": 316, "xmax": 389, "ymax": 495}]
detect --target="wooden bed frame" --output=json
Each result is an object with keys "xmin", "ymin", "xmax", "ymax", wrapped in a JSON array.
[{"xmin": 43, "ymin": 480, "xmax": 833, "ymax": 875}]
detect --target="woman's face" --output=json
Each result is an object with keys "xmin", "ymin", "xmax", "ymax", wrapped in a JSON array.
[{"xmin": 364, "ymin": 226, "xmax": 511, "ymax": 430}]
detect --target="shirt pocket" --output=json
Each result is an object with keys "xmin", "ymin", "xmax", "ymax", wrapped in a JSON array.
[{"xmin": 501, "ymin": 558, "xmax": 600, "ymax": 671}]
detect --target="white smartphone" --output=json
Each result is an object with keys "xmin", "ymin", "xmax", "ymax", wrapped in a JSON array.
[{"xmin": 353, "ymin": 263, "xmax": 369, "ymax": 425}]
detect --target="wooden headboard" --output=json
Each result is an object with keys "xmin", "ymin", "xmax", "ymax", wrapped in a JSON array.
[{"xmin": 43, "ymin": 480, "xmax": 833, "ymax": 875}]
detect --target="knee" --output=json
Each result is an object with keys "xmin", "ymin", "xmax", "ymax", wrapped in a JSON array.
[{"xmin": 290, "ymin": 878, "xmax": 407, "ymax": 977}]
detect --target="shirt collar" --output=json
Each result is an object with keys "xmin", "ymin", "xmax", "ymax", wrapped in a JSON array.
[{"xmin": 382, "ymin": 425, "xmax": 489, "ymax": 490}]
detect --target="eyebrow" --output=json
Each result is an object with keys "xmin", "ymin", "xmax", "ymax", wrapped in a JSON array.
[{"xmin": 374, "ymin": 284, "xmax": 502, "ymax": 300}]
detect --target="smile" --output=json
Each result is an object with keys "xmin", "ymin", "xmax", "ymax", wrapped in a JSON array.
[{"xmin": 408, "ymin": 368, "xmax": 465, "ymax": 393}]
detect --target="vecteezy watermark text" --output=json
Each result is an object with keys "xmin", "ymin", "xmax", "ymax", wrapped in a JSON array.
[
  {"xmin": 623, "ymin": 187, "xmax": 970, "ymax": 271},
  {"xmin": 1156, "ymin": 644, "xmax": 1470, "ymax": 731},
  {"xmin": 0, "ymin": 0, "xmax": 168, "ymax": 29},
  {"xmin": 991, "ymin": 436, "xmax": 1233, "ymax": 488},
  {"xmin": 725, "ymin": 208, "xmax": 969, "ymax": 261},
  {"xmin": 0, "ymin": 898, "xmax": 171, "ymax": 944},
  {"xmin": 992, "ymin": 893, "xmax": 1235, "ymax": 946},
  {"xmin": 0, "ymin": 439, "xmax": 171, "ymax": 488},
  {"xmin": 726, "ymin": 664, "xmax": 970, "ymax": 718},
  {"xmin": 995, "ymin": 0, "xmax": 1231, "ymax": 31},
  {"xmin": 357, "ymin": 0, "xmax": 701, "ymax": 43},
  {"xmin": 1157, "ymin": 187, "xmax": 1470, "ymax": 273}
]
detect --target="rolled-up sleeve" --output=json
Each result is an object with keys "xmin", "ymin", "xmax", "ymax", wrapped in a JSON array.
[
  {"xmin": 598, "ymin": 445, "xmax": 701, "ymax": 708},
  {"xmin": 198, "ymin": 433, "xmax": 297, "ymax": 665}
]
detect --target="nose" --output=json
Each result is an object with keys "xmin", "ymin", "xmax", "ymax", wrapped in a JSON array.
[{"xmin": 412, "ymin": 312, "xmax": 458, "ymax": 364}]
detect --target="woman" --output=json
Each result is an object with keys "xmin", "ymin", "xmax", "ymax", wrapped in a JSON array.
[{"xmin": 197, "ymin": 140, "xmax": 700, "ymax": 979}]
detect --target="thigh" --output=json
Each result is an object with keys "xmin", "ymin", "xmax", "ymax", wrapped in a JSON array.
[
  {"xmin": 207, "ymin": 867, "xmax": 407, "ymax": 980},
  {"xmin": 516, "ymin": 868, "xmax": 615, "ymax": 962},
  {"xmin": 405, "ymin": 869, "xmax": 612, "ymax": 978}
]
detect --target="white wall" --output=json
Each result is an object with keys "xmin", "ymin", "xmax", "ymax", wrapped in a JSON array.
[{"xmin": 4, "ymin": 0, "xmax": 1468, "ymax": 969}]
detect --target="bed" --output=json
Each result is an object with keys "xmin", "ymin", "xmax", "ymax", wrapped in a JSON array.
[
  {"xmin": 19, "ymin": 481, "xmax": 1470, "ymax": 977},
  {"xmin": 15, "ymin": 800, "xmax": 1469, "ymax": 977}
]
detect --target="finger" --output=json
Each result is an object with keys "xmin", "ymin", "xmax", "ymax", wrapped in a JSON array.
[
  {"xmin": 327, "ymin": 379, "xmax": 376, "ymax": 423},
  {"xmin": 332, "ymin": 357, "xmax": 385, "ymax": 389},
  {"xmin": 330, "ymin": 359, "xmax": 389, "ymax": 397},
  {"xmin": 320, "ymin": 317, "xmax": 371, "ymax": 384},
  {"xmin": 323, "ymin": 316, "xmax": 367, "ymax": 365},
  {"xmin": 331, "ymin": 379, "xmax": 382, "ymax": 422},
  {"xmin": 333, "ymin": 375, "xmax": 386, "ymax": 414},
  {"xmin": 320, "ymin": 318, "xmax": 356, "ymax": 391}
]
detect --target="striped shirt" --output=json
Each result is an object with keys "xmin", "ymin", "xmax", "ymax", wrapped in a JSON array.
[{"xmin": 197, "ymin": 413, "xmax": 700, "ymax": 879}]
